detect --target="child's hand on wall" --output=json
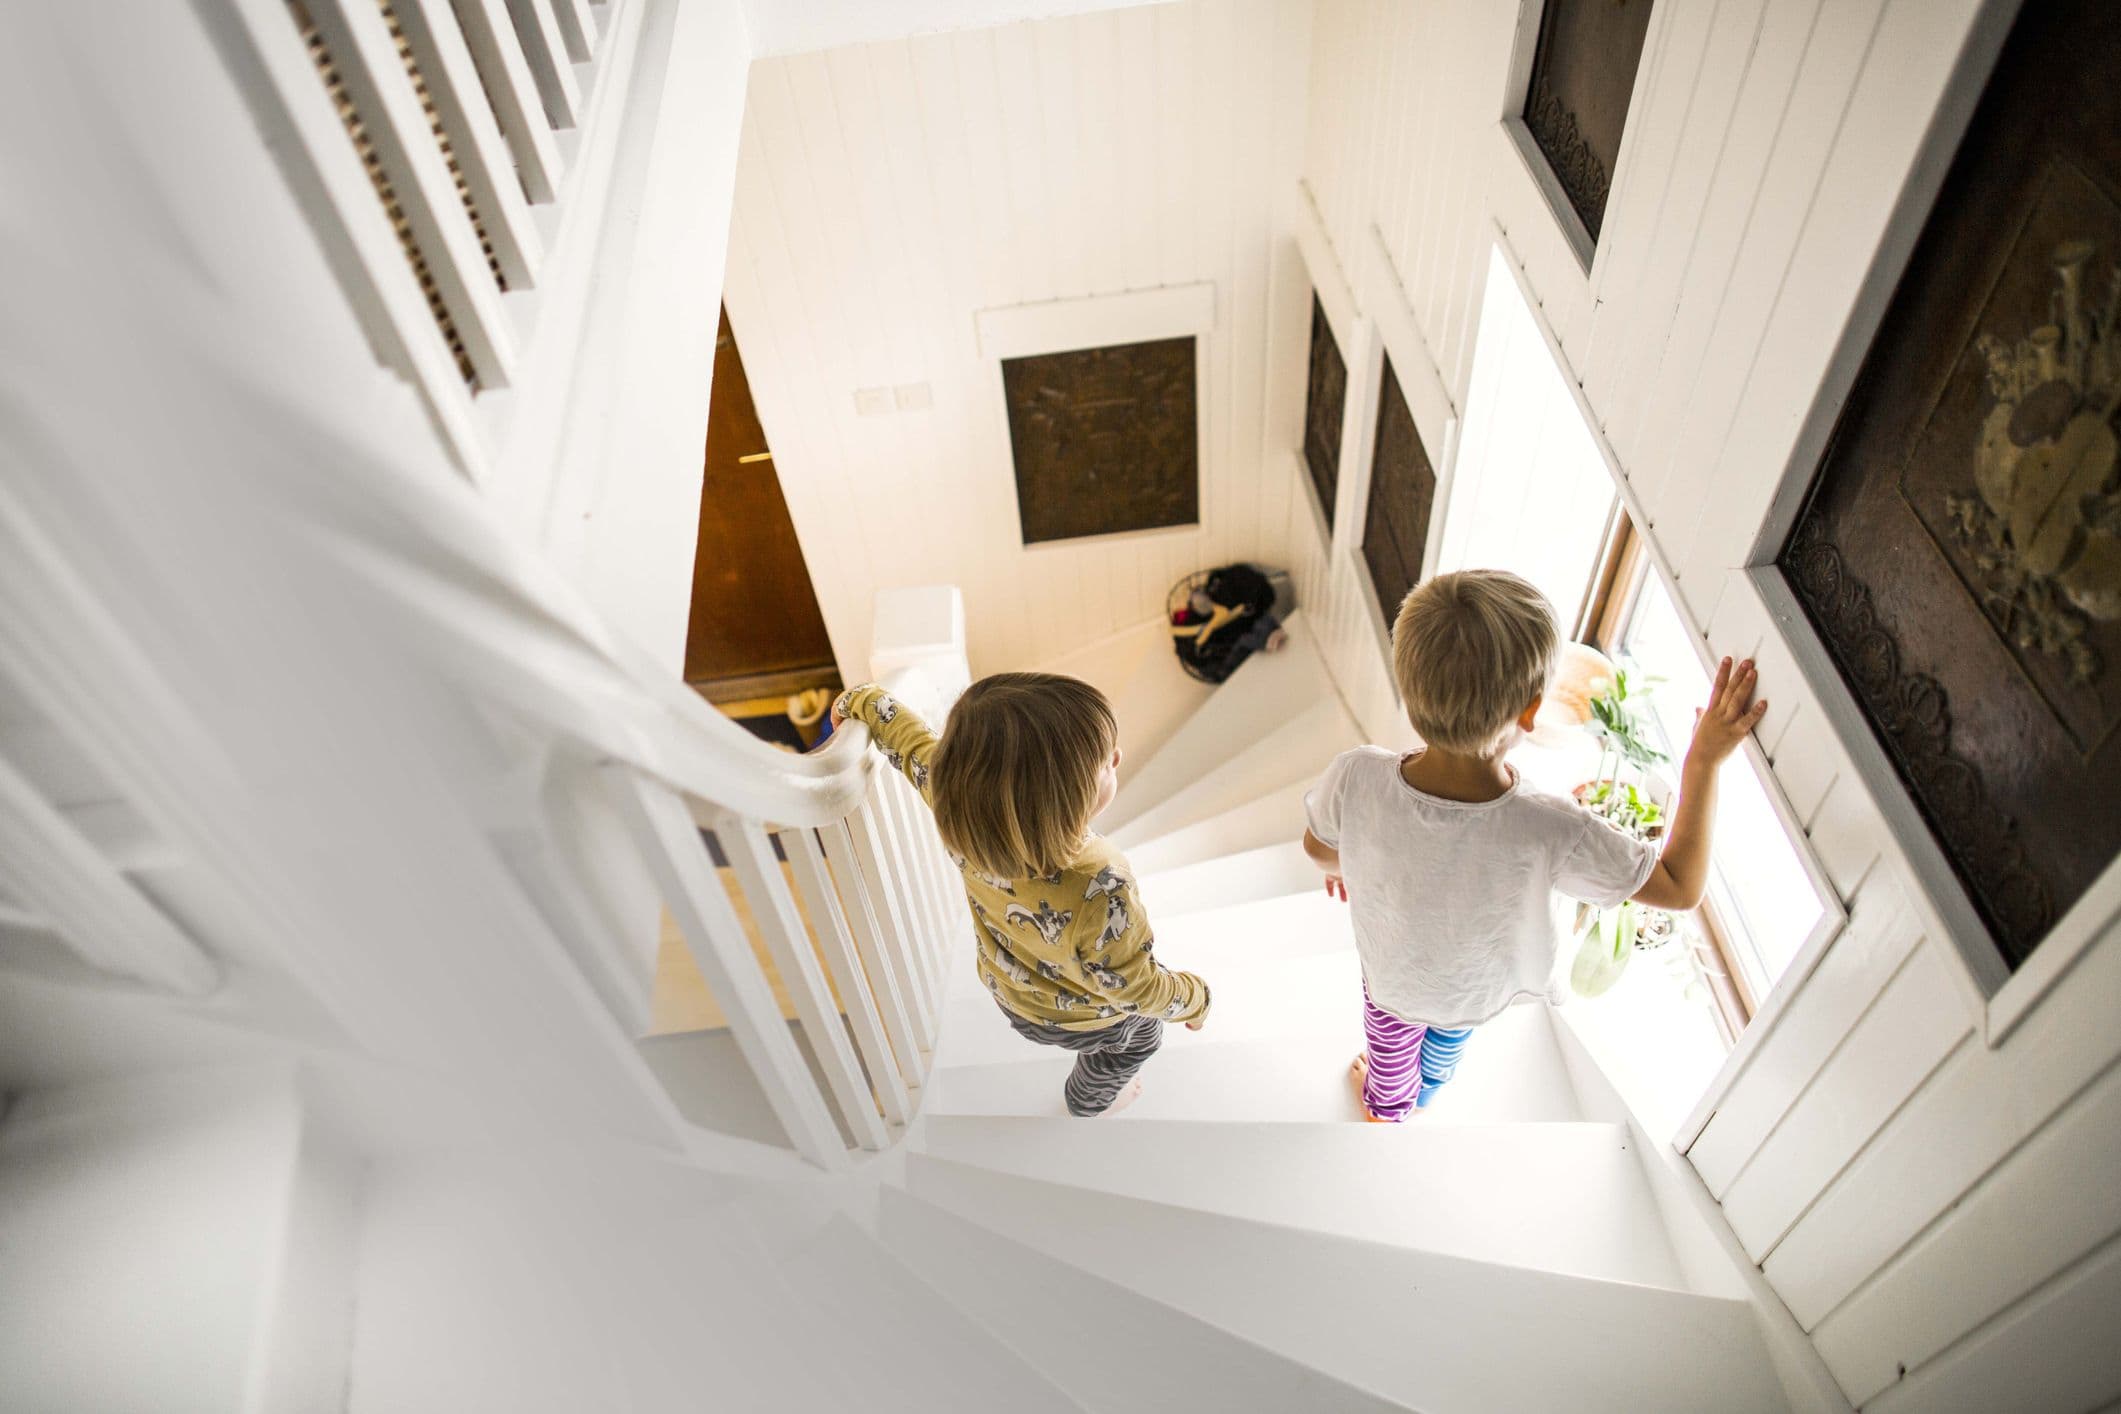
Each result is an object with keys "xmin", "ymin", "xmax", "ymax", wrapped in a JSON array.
[
  {"xmin": 1687, "ymin": 657, "xmax": 1768, "ymax": 768},
  {"xmin": 1324, "ymin": 873, "xmax": 1348, "ymax": 902}
]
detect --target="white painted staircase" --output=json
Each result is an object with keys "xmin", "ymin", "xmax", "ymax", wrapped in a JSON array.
[{"xmin": 0, "ymin": 613, "xmax": 1799, "ymax": 1412}]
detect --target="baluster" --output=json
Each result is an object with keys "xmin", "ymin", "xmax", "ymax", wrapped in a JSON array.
[
  {"xmin": 819, "ymin": 817, "xmax": 926, "ymax": 1085},
  {"xmin": 606, "ymin": 770, "xmax": 844, "ymax": 1169},
  {"xmin": 545, "ymin": 0, "xmax": 596, "ymax": 61},
  {"xmin": 500, "ymin": 0, "xmax": 580, "ymax": 127},
  {"xmin": 872, "ymin": 772, "xmax": 945, "ymax": 1009},
  {"xmin": 843, "ymin": 781, "xmax": 937, "ymax": 1050},
  {"xmin": 301, "ymin": 0, "xmax": 519, "ymax": 385},
  {"xmin": 446, "ymin": 0, "xmax": 562, "ymax": 200},
  {"xmin": 782, "ymin": 826, "xmax": 911, "ymax": 1129},
  {"xmin": 392, "ymin": 0, "xmax": 544, "ymax": 283},
  {"xmin": 720, "ymin": 818, "xmax": 885, "ymax": 1151}
]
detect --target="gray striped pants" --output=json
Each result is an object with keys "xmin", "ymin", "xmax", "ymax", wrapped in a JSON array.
[{"xmin": 1002, "ymin": 1008, "xmax": 1164, "ymax": 1116}]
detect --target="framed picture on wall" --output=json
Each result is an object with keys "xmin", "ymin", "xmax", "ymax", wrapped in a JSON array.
[{"xmin": 1755, "ymin": 0, "xmax": 2121, "ymax": 1010}]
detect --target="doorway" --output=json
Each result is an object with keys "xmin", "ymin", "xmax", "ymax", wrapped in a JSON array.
[{"xmin": 684, "ymin": 307, "xmax": 837, "ymax": 713}]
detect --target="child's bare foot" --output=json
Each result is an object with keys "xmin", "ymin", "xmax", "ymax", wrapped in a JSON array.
[
  {"xmin": 1101, "ymin": 1078, "xmax": 1144, "ymax": 1116},
  {"xmin": 1348, "ymin": 1054, "xmax": 1382, "ymax": 1122}
]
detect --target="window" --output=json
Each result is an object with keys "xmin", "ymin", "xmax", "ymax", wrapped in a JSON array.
[{"xmin": 1590, "ymin": 518, "xmax": 1829, "ymax": 1024}]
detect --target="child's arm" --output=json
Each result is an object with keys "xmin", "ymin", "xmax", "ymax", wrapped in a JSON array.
[
  {"xmin": 1081, "ymin": 875, "xmax": 1210, "ymax": 1028},
  {"xmin": 831, "ymin": 683, "xmax": 939, "ymax": 804},
  {"xmin": 1632, "ymin": 656, "xmax": 1767, "ymax": 912},
  {"xmin": 1302, "ymin": 830, "xmax": 1348, "ymax": 902}
]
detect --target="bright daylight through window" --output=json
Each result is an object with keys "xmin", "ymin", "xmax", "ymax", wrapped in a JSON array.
[{"xmin": 1437, "ymin": 246, "xmax": 1834, "ymax": 1135}]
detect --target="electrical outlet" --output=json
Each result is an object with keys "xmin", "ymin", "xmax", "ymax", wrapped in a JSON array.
[
  {"xmin": 853, "ymin": 387, "xmax": 895, "ymax": 417},
  {"xmin": 893, "ymin": 382, "xmax": 933, "ymax": 412}
]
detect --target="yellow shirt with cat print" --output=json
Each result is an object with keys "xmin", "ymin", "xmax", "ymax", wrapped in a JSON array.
[{"xmin": 835, "ymin": 683, "xmax": 1210, "ymax": 1032}]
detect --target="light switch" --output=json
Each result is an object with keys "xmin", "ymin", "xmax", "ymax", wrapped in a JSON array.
[
  {"xmin": 894, "ymin": 382, "xmax": 933, "ymax": 411},
  {"xmin": 853, "ymin": 387, "xmax": 894, "ymax": 416}
]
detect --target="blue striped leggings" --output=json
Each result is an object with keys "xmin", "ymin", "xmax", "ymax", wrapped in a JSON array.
[{"xmin": 1361, "ymin": 987, "xmax": 1472, "ymax": 1121}]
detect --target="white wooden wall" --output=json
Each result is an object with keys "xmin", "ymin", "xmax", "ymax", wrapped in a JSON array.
[
  {"xmin": 723, "ymin": 0, "xmax": 1314, "ymax": 678},
  {"xmin": 1286, "ymin": 1, "xmax": 2121, "ymax": 1408}
]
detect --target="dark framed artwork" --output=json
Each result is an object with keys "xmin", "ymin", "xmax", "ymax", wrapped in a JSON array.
[
  {"xmin": 1361, "ymin": 356, "xmax": 1439, "ymax": 625},
  {"xmin": 1001, "ymin": 336, "xmax": 1199, "ymax": 545},
  {"xmin": 1302, "ymin": 295, "xmax": 1346, "ymax": 532},
  {"xmin": 1775, "ymin": 0, "xmax": 2121, "ymax": 973},
  {"xmin": 1521, "ymin": 0, "xmax": 1655, "ymax": 245}
]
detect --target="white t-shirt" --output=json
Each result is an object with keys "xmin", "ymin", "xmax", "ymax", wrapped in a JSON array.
[{"xmin": 1304, "ymin": 746, "xmax": 1658, "ymax": 1030}]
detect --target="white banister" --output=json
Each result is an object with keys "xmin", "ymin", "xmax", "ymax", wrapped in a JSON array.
[
  {"xmin": 720, "ymin": 817, "xmax": 888, "ymax": 1152},
  {"xmin": 446, "ymin": 0, "xmax": 563, "ymax": 200},
  {"xmin": 844, "ymin": 787, "xmax": 939, "ymax": 1052},
  {"xmin": 607, "ymin": 769, "xmax": 846, "ymax": 1170},
  {"xmin": 501, "ymin": 0, "xmax": 579, "ymax": 127},
  {"xmin": 820, "ymin": 816, "xmax": 926, "ymax": 1088},
  {"xmin": 782, "ymin": 826, "xmax": 912, "ymax": 1128}
]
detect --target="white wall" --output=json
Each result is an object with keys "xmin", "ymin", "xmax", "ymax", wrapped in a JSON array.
[
  {"xmin": 1288, "ymin": 1, "xmax": 2121, "ymax": 1408},
  {"xmin": 723, "ymin": 0, "xmax": 1314, "ymax": 679}
]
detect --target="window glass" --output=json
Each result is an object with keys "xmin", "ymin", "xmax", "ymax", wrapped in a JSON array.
[{"xmin": 1617, "ymin": 570, "xmax": 1824, "ymax": 1001}]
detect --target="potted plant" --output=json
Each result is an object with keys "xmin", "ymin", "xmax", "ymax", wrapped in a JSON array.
[{"xmin": 1566, "ymin": 668, "xmax": 1682, "ymax": 998}]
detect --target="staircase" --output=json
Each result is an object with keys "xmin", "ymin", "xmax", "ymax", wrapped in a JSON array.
[{"xmin": 0, "ymin": 607, "xmax": 1806, "ymax": 1412}]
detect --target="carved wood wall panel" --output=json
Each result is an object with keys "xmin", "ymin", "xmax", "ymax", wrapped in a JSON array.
[
  {"xmin": 1002, "ymin": 336, "xmax": 1199, "ymax": 545},
  {"xmin": 1522, "ymin": 0, "xmax": 1654, "ymax": 244},
  {"xmin": 1777, "ymin": 0, "xmax": 2121, "ymax": 971},
  {"xmin": 1302, "ymin": 295, "xmax": 1346, "ymax": 531},
  {"xmin": 1361, "ymin": 357, "xmax": 1438, "ymax": 624}
]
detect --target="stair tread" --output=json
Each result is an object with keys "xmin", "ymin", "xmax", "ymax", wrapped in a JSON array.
[
  {"xmin": 1099, "ymin": 611, "xmax": 1337, "ymax": 834},
  {"xmin": 932, "ymin": 985, "xmax": 1585, "ymax": 1127},
  {"xmin": 1134, "ymin": 838, "xmax": 1323, "ymax": 920},
  {"xmin": 782, "ymin": 1213, "xmax": 1087, "ymax": 1413},
  {"xmin": 879, "ymin": 1185, "xmax": 1403, "ymax": 1413},
  {"xmin": 918, "ymin": 1113, "xmax": 1688, "ymax": 1288},
  {"xmin": 906, "ymin": 1155, "xmax": 1788, "ymax": 1414},
  {"xmin": 1109, "ymin": 698, "xmax": 1356, "ymax": 850},
  {"xmin": 1122, "ymin": 779, "xmax": 1314, "ymax": 876}
]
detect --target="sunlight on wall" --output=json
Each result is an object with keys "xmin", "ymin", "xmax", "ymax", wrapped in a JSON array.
[{"xmin": 1437, "ymin": 246, "xmax": 1615, "ymax": 627}]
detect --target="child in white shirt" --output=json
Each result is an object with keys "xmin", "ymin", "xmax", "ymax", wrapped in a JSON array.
[{"xmin": 1301, "ymin": 569, "xmax": 1766, "ymax": 1120}]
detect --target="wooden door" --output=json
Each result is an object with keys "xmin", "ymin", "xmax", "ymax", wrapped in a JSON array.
[{"xmin": 684, "ymin": 308, "xmax": 836, "ymax": 699}]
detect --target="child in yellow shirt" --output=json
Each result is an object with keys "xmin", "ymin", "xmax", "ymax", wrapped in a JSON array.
[{"xmin": 834, "ymin": 674, "xmax": 1209, "ymax": 1116}]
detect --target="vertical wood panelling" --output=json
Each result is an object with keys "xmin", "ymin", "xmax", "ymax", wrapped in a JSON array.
[
  {"xmin": 1290, "ymin": 1, "xmax": 2121, "ymax": 1404},
  {"xmin": 730, "ymin": 2, "xmax": 1309, "ymax": 680}
]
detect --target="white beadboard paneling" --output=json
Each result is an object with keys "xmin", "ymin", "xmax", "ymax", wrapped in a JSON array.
[
  {"xmin": 1686, "ymin": 873, "xmax": 1920, "ymax": 1196},
  {"xmin": 1861, "ymin": 1228, "xmax": 2121, "ymax": 1414},
  {"xmin": 1764, "ymin": 923, "xmax": 2121, "ymax": 1330},
  {"xmin": 1294, "ymin": 2, "xmax": 2111, "ymax": 1405},
  {"xmin": 1809, "ymin": 1052, "xmax": 2121, "ymax": 1405},
  {"xmin": 730, "ymin": 2, "xmax": 1307, "ymax": 679},
  {"xmin": 1718, "ymin": 942, "xmax": 1971, "ymax": 1260}
]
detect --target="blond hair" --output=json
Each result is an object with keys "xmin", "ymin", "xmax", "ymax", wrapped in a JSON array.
[
  {"xmin": 930, "ymin": 673, "xmax": 1117, "ymax": 879},
  {"xmin": 1391, "ymin": 570, "xmax": 1558, "ymax": 755}
]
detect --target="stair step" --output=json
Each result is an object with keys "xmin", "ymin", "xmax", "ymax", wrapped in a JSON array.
[
  {"xmin": 1099, "ymin": 611, "xmax": 1337, "ymax": 834},
  {"xmin": 1135, "ymin": 839, "xmax": 1322, "ymax": 919},
  {"xmin": 0, "ymin": 1069, "xmax": 357, "ymax": 1414},
  {"xmin": 1122, "ymin": 779, "xmax": 1313, "ymax": 876},
  {"xmin": 780, "ymin": 1212, "xmax": 1085, "ymax": 1413},
  {"xmin": 879, "ymin": 1185, "xmax": 1401, "ymax": 1413},
  {"xmin": 930, "ymin": 997, "xmax": 1585, "ymax": 1127},
  {"xmin": 1109, "ymin": 698, "xmax": 1355, "ymax": 851},
  {"xmin": 905, "ymin": 1155, "xmax": 1788, "ymax": 1414},
  {"xmin": 349, "ymin": 1152, "xmax": 857, "ymax": 1413},
  {"xmin": 919, "ymin": 1114, "xmax": 1687, "ymax": 1289}
]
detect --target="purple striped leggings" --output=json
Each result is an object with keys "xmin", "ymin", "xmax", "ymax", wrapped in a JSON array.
[{"xmin": 1361, "ymin": 987, "xmax": 1472, "ymax": 1121}]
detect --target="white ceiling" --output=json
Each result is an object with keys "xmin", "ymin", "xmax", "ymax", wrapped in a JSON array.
[{"xmin": 739, "ymin": 0, "xmax": 1173, "ymax": 58}]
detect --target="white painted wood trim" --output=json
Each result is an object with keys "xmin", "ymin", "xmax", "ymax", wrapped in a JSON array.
[
  {"xmin": 203, "ymin": 0, "xmax": 486, "ymax": 473},
  {"xmin": 1292, "ymin": 177, "xmax": 1360, "ymax": 348},
  {"xmin": 1500, "ymin": 116, "xmax": 1595, "ymax": 275},
  {"xmin": 547, "ymin": 0, "xmax": 597, "ymax": 62},
  {"xmin": 844, "ymin": 783, "xmax": 939, "ymax": 1052},
  {"xmin": 821, "ymin": 816, "xmax": 926, "ymax": 1087},
  {"xmin": 721, "ymin": 817, "xmax": 889, "ymax": 1150},
  {"xmin": 783, "ymin": 825, "xmax": 912, "ymax": 1128},
  {"xmin": 606, "ymin": 769, "xmax": 847, "ymax": 1168},
  {"xmin": 973, "ymin": 282, "xmax": 1216, "ymax": 360},
  {"xmin": 503, "ymin": 0, "xmax": 582, "ymax": 127},
  {"xmin": 394, "ymin": 0, "xmax": 545, "ymax": 285},
  {"xmin": 308, "ymin": 0, "xmax": 520, "ymax": 386},
  {"xmin": 0, "ymin": 754, "xmax": 219, "ymax": 996},
  {"xmin": 447, "ymin": 0, "xmax": 564, "ymax": 202}
]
